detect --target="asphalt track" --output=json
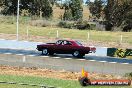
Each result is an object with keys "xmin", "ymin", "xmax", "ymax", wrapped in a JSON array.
[
  {"xmin": 0, "ymin": 39, "xmax": 107, "ymax": 56},
  {"xmin": 0, "ymin": 53, "xmax": 132, "ymax": 75},
  {"xmin": 0, "ymin": 39, "xmax": 132, "ymax": 75},
  {"xmin": 0, "ymin": 48, "xmax": 131, "ymax": 64}
]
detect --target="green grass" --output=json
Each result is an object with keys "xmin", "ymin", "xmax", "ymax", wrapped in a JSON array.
[
  {"xmin": 0, "ymin": 84, "xmax": 38, "ymax": 88},
  {"xmin": 0, "ymin": 21, "xmax": 132, "ymax": 44},
  {"xmin": 0, "ymin": 74, "xmax": 131, "ymax": 88}
]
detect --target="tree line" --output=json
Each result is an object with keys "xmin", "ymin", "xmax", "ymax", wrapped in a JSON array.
[
  {"xmin": 0, "ymin": 0, "xmax": 54, "ymax": 18},
  {"xmin": 0, "ymin": 0, "xmax": 83, "ymax": 20},
  {"xmin": 0, "ymin": 0, "xmax": 131, "ymax": 31},
  {"xmin": 86, "ymin": 0, "xmax": 132, "ymax": 31}
]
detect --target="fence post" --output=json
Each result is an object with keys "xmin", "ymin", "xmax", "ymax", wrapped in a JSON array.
[
  {"xmin": 23, "ymin": 56, "xmax": 26, "ymax": 63},
  {"xmin": 87, "ymin": 32, "xmax": 90, "ymax": 41},
  {"xmin": 26, "ymin": 23, "xmax": 29, "ymax": 40},
  {"xmin": 57, "ymin": 30, "xmax": 59, "ymax": 38},
  {"xmin": 120, "ymin": 35, "xmax": 123, "ymax": 44}
]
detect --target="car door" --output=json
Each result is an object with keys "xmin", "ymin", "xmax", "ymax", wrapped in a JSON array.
[
  {"xmin": 59, "ymin": 41, "xmax": 73, "ymax": 54},
  {"xmin": 53, "ymin": 40, "xmax": 62, "ymax": 53},
  {"xmin": 54, "ymin": 40, "xmax": 72, "ymax": 54}
]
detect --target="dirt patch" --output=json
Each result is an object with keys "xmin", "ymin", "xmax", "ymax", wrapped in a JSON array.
[{"xmin": 0, "ymin": 65, "xmax": 126, "ymax": 80}]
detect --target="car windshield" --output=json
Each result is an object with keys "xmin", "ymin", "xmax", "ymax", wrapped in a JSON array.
[{"xmin": 75, "ymin": 41, "xmax": 83, "ymax": 46}]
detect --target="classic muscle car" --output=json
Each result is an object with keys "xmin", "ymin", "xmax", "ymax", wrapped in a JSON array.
[{"xmin": 36, "ymin": 40, "xmax": 96, "ymax": 58}]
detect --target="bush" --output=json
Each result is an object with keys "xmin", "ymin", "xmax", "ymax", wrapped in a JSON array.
[
  {"xmin": 89, "ymin": 24, "xmax": 96, "ymax": 30},
  {"xmin": 98, "ymin": 21, "xmax": 113, "ymax": 31},
  {"xmin": 29, "ymin": 20, "xmax": 51, "ymax": 27},
  {"xmin": 74, "ymin": 20, "xmax": 90, "ymax": 30},
  {"xmin": 58, "ymin": 21, "xmax": 66, "ymax": 27},
  {"xmin": 104, "ymin": 21, "xmax": 113, "ymax": 31},
  {"xmin": 0, "ymin": 15, "xmax": 15, "ymax": 24},
  {"xmin": 122, "ymin": 25, "xmax": 132, "ymax": 32},
  {"xmin": 125, "ymin": 72, "xmax": 132, "ymax": 80},
  {"xmin": 58, "ymin": 21, "xmax": 73, "ymax": 29},
  {"xmin": 58, "ymin": 20, "xmax": 95, "ymax": 30},
  {"xmin": 63, "ymin": 10, "xmax": 73, "ymax": 21}
]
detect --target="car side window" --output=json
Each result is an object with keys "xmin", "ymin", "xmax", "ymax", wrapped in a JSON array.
[
  {"xmin": 63, "ymin": 41, "xmax": 72, "ymax": 45},
  {"xmin": 63, "ymin": 41, "xmax": 67, "ymax": 45},
  {"xmin": 67, "ymin": 41, "xmax": 72, "ymax": 45},
  {"xmin": 56, "ymin": 40, "xmax": 62, "ymax": 45},
  {"xmin": 56, "ymin": 40, "xmax": 72, "ymax": 45}
]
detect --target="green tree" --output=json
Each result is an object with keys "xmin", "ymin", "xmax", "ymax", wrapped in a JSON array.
[
  {"xmin": 63, "ymin": 0, "xmax": 72, "ymax": 21},
  {"xmin": 1, "ymin": 0, "xmax": 17, "ymax": 15},
  {"xmin": 70, "ymin": 0, "xmax": 83, "ymax": 21},
  {"xmin": 41, "ymin": 0, "xmax": 53, "ymax": 18},
  {"xmin": 1, "ymin": 0, "xmax": 53, "ymax": 18},
  {"xmin": 31, "ymin": 0, "xmax": 53, "ymax": 18},
  {"xmin": 63, "ymin": 9, "xmax": 72, "ymax": 21},
  {"xmin": 0, "ymin": 0, "xmax": 5, "ymax": 6},
  {"xmin": 87, "ymin": 0, "xmax": 103, "ymax": 19},
  {"xmin": 104, "ymin": 0, "xmax": 132, "ymax": 27}
]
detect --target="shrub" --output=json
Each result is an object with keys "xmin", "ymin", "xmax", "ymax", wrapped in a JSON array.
[
  {"xmin": 74, "ymin": 20, "xmax": 90, "ymax": 30},
  {"xmin": 58, "ymin": 21, "xmax": 73, "ymax": 29},
  {"xmin": 104, "ymin": 21, "xmax": 113, "ymax": 31},
  {"xmin": 122, "ymin": 25, "xmax": 132, "ymax": 32},
  {"xmin": 89, "ymin": 24, "xmax": 96, "ymax": 30},
  {"xmin": 58, "ymin": 21, "xmax": 66, "ymax": 27},
  {"xmin": 58, "ymin": 20, "xmax": 95, "ymax": 30},
  {"xmin": 63, "ymin": 10, "xmax": 73, "ymax": 21},
  {"xmin": 0, "ymin": 15, "xmax": 15, "ymax": 24},
  {"xmin": 29, "ymin": 20, "xmax": 51, "ymax": 27},
  {"xmin": 125, "ymin": 72, "xmax": 132, "ymax": 80}
]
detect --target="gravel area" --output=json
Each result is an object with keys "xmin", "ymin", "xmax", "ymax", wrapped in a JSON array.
[{"xmin": 0, "ymin": 65, "xmax": 126, "ymax": 80}]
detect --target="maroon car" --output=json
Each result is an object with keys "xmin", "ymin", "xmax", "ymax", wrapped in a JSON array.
[{"xmin": 36, "ymin": 40, "xmax": 96, "ymax": 58}]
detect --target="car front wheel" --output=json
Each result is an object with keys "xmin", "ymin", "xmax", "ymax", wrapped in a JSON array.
[
  {"xmin": 72, "ymin": 51, "xmax": 85, "ymax": 58},
  {"xmin": 42, "ymin": 49, "xmax": 49, "ymax": 55},
  {"xmin": 73, "ymin": 51, "xmax": 80, "ymax": 57},
  {"xmin": 72, "ymin": 51, "xmax": 83, "ymax": 58},
  {"xmin": 49, "ymin": 52, "xmax": 54, "ymax": 55}
]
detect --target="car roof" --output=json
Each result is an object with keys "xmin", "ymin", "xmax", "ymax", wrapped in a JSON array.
[
  {"xmin": 57, "ymin": 40, "xmax": 82, "ymax": 46},
  {"xmin": 58, "ymin": 40, "xmax": 75, "ymax": 42}
]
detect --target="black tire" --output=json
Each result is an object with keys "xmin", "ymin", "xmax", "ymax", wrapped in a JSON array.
[
  {"xmin": 80, "ymin": 54, "xmax": 85, "ymax": 58},
  {"xmin": 72, "ymin": 50, "xmax": 80, "ymax": 57},
  {"xmin": 42, "ymin": 48, "xmax": 49, "ymax": 55},
  {"xmin": 49, "ymin": 52, "xmax": 54, "ymax": 56},
  {"xmin": 79, "ymin": 77, "xmax": 91, "ymax": 86},
  {"xmin": 72, "ymin": 51, "xmax": 84, "ymax": 58}
]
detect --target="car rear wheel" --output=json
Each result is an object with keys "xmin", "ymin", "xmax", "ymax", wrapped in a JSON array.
[{"xmin": 42, "ymin": 49, "xmax": 49, "ymax": 55}]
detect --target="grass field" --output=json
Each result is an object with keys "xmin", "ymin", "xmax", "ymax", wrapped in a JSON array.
[
  {"xmin": 0, "ymin": 74, "xmax": 131, "ymax": 88},
  {"xmin": 0, "ymin": 22, "xmax": 132, "ymax": 45}
]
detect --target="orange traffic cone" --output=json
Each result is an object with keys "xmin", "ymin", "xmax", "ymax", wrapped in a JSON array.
[{"xmin": 81, "ymin": 68, "xmax": 88, "ymax": 77}]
